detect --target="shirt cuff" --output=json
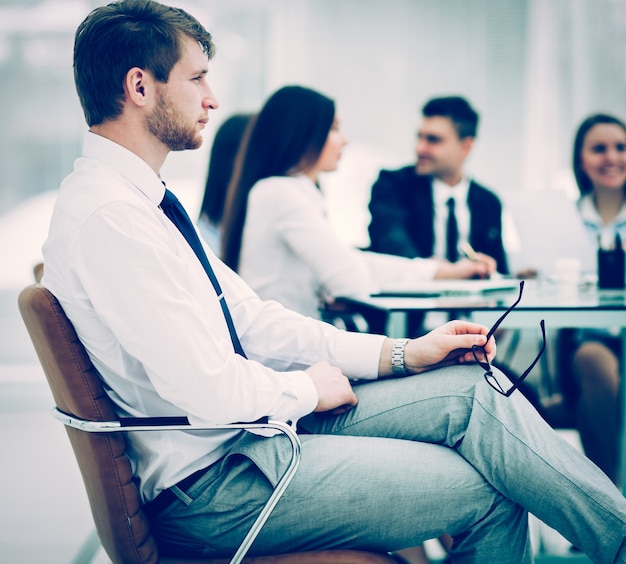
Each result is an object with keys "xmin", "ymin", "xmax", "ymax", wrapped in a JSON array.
[
  {"xmin": 410, "ymin": 257, "xmax": 440, "ymax": 279},
  {"xmin": 249, "ymin": 369, "xmax": 318, "ymax": 437},
  {"xmin": 330, "ymin": 330, "xmax": 386, "ymax": 380},
  {"xmin": 280, "ymin": 369, "xmax": 319, "ymax": 420}
]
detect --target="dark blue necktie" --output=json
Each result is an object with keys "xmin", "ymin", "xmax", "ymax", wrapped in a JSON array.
[
  {"xmin": 160, "ymin": 188, "xmax": 246, "ymax": 358},
  {"xmin": 446, "ymin": 197, "xmax": 458, "ymax": 263}
]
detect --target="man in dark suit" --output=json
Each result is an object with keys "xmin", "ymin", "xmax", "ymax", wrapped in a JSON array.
[
  {"xmin": 367, "ymin": 97, "xmax": 552, "ymax": 470},
  {"xmin": 368, "ymin": 96, "xmax": 508, "ymax": 275}
]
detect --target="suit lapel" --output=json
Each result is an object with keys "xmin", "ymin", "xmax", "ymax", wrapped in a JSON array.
[{"xmin": 411, "ymin": 174, "xmax": 435, "ymax": 257}]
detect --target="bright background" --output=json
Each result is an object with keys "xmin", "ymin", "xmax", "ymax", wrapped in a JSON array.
[
  {"xmin": 1, "ymin": 0, "xmax": 625, "ymax": 251},
  {"xmin": 0, "ymin": 1, "xmax": 624, "ymax": 561}
]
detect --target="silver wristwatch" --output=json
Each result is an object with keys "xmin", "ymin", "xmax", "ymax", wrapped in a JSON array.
[{"xmin": 391, "ymin": 338, "xmax": 410, "ymax": 376}]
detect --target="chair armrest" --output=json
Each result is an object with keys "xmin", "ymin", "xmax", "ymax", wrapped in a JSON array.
[{"xmin": 52, "ymin": 407, "xmax": 301, "ymax": 564}]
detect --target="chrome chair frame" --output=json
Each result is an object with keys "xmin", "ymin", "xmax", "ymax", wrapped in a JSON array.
[{"xmin": 52, "ymin": 409, "xmax": 301, "ymax": 564}]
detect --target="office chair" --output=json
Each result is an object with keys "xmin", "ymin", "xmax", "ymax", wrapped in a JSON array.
[{"xmin": 18, "ymin": 283, "xmax": 398, "ymax": 564}]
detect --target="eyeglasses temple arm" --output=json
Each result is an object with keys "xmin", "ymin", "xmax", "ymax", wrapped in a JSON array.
[
  {"xmin": 518, "ymin": 319, "xmax": 546, "ymax": 380},
  {"xmin": 485, "ymin": 280, "xmax": 525, "ymax": 341}
]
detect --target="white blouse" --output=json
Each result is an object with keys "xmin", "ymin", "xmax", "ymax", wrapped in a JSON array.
[
  {"xmin": 239, "ymin": 175, "xmax": 439, "ymax": 318},
  {"xmin": 578, "ymin": 193, "xmax": 626, "ymax": 249}
]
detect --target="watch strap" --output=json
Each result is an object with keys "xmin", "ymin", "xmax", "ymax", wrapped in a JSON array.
[{"xmin": 391, "ymin": 338, "xmax": 410, "ymax": 376}]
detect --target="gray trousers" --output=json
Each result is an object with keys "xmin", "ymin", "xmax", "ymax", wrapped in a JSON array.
[{"xmin": 151, "ymin": 365, "xmax": 626, "ymax": 563}]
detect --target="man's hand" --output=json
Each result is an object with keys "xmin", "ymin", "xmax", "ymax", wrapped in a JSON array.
[
  {"xmin": 404, "ymin": 320, "xmax": 496, "ymax": 374},
  {"xmin": 434, "ymin": 254, "xmax": 497, "ymax": 279},
  {"xmin": 305, "ymin": 361, "xmax": 358, "ymax": 414}
]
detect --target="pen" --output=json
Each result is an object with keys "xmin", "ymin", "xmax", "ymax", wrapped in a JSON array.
[
  {"xmin": 461, "ymin": 242, "xmax": 480, "ymax": 261},
  {"xmin": 462, "ymin": 242, "xmax": 494, "ymax": 279}
]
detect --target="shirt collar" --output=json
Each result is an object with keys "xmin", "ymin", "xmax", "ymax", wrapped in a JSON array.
[
  {"xmin": 82, "ymin": 131, "xmax": 166, "ymax": 206},
  {"xmin": 432, "ymin": 176, "xmax": 470, "ymax": 205},
  {"xmin": 578, "ymin": 193, "xmax": 626, "ymax": 226},
  {"xmin": 293, "ymin": 173, "xmax": 324, "ymax": 195},
  {"xmin": 578, "ymin": 194, "xmax": 599, "ymax": 224}
]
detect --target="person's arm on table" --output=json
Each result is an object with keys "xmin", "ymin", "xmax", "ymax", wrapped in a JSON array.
[{"xmin": 433, "ymin": 255, "xmax": 497, "ymax": 279}]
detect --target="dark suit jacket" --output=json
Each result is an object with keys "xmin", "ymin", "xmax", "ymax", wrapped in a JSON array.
[{"xmin": 368, "ymin": 165, "xmax": 509, "ymax": 274}]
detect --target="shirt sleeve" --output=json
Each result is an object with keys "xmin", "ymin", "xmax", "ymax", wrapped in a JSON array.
[
  {"xmin": 72, "ymin": 200, "xmax": 323, "ymax": 427},
  {"xmin": 206, "ymin": 244, "xmax": 387, "ymax": 380},
  {"xmin": 361, "ymin": 251, "xmax": 439, "ymax": 290},
  {"xmin": 253, "ymin": 179, "xmax": 375, "ymax": 298},
  {"xmin": 250, "ymin": 179, "xmax": 437, "ymax": 299},
  {"xmin": 70, "ymin": 199, "xmax": 385, "ymax": 430}
]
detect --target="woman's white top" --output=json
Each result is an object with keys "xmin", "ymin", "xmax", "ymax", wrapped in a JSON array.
[
  {"xmin": 239, "ymin": 175, "xmax": 439, "ymax": 318},
  {"xmin": 577, "ymin": 193, "xmax": 626, "ymax": 248},
  {"xmin": 197, "ymin": 214, "xmax": 221, "ymax": 256}
]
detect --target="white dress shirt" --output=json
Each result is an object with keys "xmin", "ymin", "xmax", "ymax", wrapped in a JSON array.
[
  {"xmin": 42, "ymin": 132, "xmax": 386, "ymax": 502},
  {"xmin": 432, "ymin": 177, "xmax": 471, "ymax": 259},
  {"xmin": 578, "ymin": 193, "xmax": 626, "ymax": 249},
  {"xmin": 239, "ymin": 175, "xmax": 439, "ymax": 318}
]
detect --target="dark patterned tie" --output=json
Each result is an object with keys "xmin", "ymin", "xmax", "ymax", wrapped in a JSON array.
[
  {"xmin": 446, "ymin": 197, "xmax": 458, "ymax": 263},
  {"xmin": 160, "ymin": 188, "xmax": 246, "ymax": 357}
]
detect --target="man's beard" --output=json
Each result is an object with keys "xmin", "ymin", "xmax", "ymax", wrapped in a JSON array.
[{"xmin": 146, "ymin": 87, "xmax": 202, "ymax": 151}]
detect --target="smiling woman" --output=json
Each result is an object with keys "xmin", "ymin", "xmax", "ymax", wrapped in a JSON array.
[{"xmin": 554, "ymin": 113, "xmax": 626, "ymax": 486}]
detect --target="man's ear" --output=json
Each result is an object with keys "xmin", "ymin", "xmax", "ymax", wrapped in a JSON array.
[
  {"xmin": 124, "ymin": 67, "xmax": 152, "ymax": 108},
  {"xmin": 460, "ymin": 136, "xmax": 475, "ymax": 158}
]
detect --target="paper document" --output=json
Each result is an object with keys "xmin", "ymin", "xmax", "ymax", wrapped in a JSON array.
[{"xmin": 372, "ymin": 278, "xmax": 520, "ymax": 297}]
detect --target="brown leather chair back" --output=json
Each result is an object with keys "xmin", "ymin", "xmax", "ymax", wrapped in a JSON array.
[
  {"xmin": 19, "ymin": 284, "xmax": 161, "ymax": 563},
  {"xmin": 18, "ymin": 284, "xmax": 397, "ymax": 564}
]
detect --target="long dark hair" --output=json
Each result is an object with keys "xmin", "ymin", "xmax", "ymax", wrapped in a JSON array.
[
  {"xmin": 221, "ymin": 85, "xmax": 335, "ymax": 271},
  {"xmin": 573, "ymin": 113, "xmax": 626, "ymax": 196},
  {"xmin": 199, "ymin": 113, "xmax": 254, "ymax": 226}
]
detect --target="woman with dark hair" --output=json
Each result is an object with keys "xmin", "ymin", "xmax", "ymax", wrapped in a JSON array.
[
  {"xmin": 563, "ymin": 113, "xmax": 626, "ymax": 484},
  {"xmin": 198, "ymin": 113, "xmax": 254, "ymax": 255},
  {"xmin": 221, "ymin": 85, "xmax": 493, "ymax": 320}
]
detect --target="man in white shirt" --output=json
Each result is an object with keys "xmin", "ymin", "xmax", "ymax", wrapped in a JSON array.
[{"xmin": 41, "ymin": 1, "xmax": 626, "ymax": 561}]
